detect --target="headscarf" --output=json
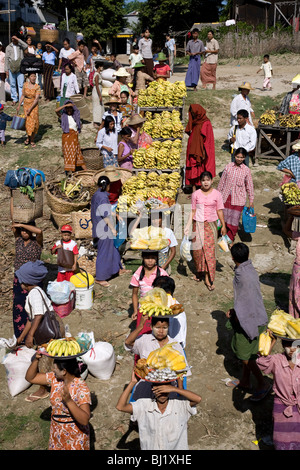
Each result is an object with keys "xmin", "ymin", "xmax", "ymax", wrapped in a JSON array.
[
  {"xmin": 60, "ymin": 100, "xmax": 82, "ymax": 134},
  {"xmin": 16, "ymin": 260, "xmax": 48, "ymax": 285},
  {"xmin": 185, "ymin": 104, "xmax": 210, "ymax": 164}
]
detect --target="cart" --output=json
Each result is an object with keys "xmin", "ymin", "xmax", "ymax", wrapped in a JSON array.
[{"xmin": 255, "ymin": 123, "xmax": 300, "ymax": 162}]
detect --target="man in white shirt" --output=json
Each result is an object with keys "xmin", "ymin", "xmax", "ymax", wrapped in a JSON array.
[
  {"xmin": 116, "ymin": 372, "xmax": 201, "ymax": 450},
  {"xmin": 139, "ymin": 28, "xmax": 154, "ymax": 77},
  {"xmin": 228, "ymin": 109, "xmax": 257, "ymax": 166},
  {"xmin": 230, "ymin": 82, "xmax": 255, "ymax": 126}
]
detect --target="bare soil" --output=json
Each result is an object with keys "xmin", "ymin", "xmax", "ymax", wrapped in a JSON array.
[{"xmin": 0, "ymin": 53, "xmax": 297, "ymax": 451}]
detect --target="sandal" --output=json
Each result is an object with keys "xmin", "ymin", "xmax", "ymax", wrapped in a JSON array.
[
  {"xmin": 30, "ymin": 142, "xmax": 36, "ymax": 148},
  {"xmin": 25, "ymin": 391, "xmax": 49, "ymax": 402},
  {"xmin": 95, "ymin": 280, "xmax": 110, "ymax": 287}
]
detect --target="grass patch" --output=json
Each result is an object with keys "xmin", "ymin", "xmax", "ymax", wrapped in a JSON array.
[{"xmin": 0, "ymin": 411, "xmax": 49, "ymax": 450}]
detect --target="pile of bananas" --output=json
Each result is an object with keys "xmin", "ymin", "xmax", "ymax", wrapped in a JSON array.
[
  {"xmin": 268, "ymin": 308, "xmax": 300, "ymax": 339},
  {"xmin": 137, "ymin": 80, "xmax": 187, "ymax": 107},
  {"xmin": 139, "ymin": 301, "xmax": 173, "ymax": 316},
  {"xmin": 130, "ymin": 226, "xmax": 169, "ymax": 250},
  {"xmin": 133, "ymin": 139, "xmax": 182, "ymax": 169},
  {"xmin": 258, "ymin": 330, "xmax": 272, "ymax": 356},
  {"xmin": 117, "ymin": 171, "xmax": 181, "ymax": 214},
  {"xmin": 143, "ymin": 110, "xmax": 184, "ymax": 139},
  {"xmin": 259, "ymin": 110, "xmax": 277, "ymax": 126},
  {"xmin": 45, "ymin": 337, "xmax": 82, "ymax": 357},
  {"xmin": 279, "ymin": 114, "xmax": 300, "ymax": 128},
  {"xmin": 281, "ymin": 182, "xmax": 300, "ymax": 205},
  {"xmin": 147, "ymin": 343, "xmax": 187, "ymax": 371}
]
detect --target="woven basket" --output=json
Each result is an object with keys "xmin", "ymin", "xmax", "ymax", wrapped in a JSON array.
[
  {"xmin": 71, "ymin": 209, "xmax": 93, "ymax": 239},
  {"xmin": 77, "ymin": 255, "xmax": 96, "ymax": 277},
  {"xmin": 50, "ymin": 210, "xmax": 72, "ymax": 228},
  {"xmin": 40, "ymin": 29, "xmax": 59, "ymax": 43},
  {"xmin": 94, "ymin": 167, "xmax": 133, "ymax": 185},
  {"xmin": 45, "ymin": 181, "xmax": 89, "ymax": 214},
  {"xmin": 11, "ymin": 186, "xmax": 43, "ymax": 223},
  {"xmin": 81, "ymin": 148, "xmax": 104, "ymax": 171},
  {"xmin": 73, "ymin": 170, "xmax": 98, "ymax": 197}
]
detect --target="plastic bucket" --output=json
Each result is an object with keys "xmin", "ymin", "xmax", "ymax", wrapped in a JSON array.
[{"xmin": 70, "ymin": 270, "xmax": 94, "ymax": 310}]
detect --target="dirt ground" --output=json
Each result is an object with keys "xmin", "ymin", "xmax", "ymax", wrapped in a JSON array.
[{"xmin": 0, "ymin": 53, "xmax": 298, "ymax": 452}]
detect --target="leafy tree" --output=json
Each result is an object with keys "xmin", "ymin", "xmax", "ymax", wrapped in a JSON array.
[{"xmin": 39, "ymin": 0, "xmax": 125, "ymax": 41}]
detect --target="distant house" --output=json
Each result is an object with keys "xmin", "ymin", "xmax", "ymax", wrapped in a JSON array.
[
  {"xmin": 230, "ymin": 0, "xmax": 299, "ymax": 28},
  {"xmin": 108, "ymin": 10, "xmax": 140, "ymax": 55}
]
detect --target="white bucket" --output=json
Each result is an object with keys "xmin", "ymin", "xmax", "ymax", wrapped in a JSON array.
[{"xmin": 74, "ymin": 283, "xmax": 94, "ymax": 309}]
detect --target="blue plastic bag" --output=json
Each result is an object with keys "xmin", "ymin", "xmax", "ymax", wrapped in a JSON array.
[
  {"xmin": 114, "ymin": 219, "xmax": 127, "ymax": 249},
  {"xmin": 242, "ymin": 207, "xmax": 256, "ymax": 233}
]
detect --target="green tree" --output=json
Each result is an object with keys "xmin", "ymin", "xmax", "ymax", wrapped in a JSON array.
[{"xmin": 39, "ymin": 0, "xmax": 125, "ymax": 41}]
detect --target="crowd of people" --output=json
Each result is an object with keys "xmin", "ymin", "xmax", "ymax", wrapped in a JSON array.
[{"xmin": 3, "ymin": 25, "xmax": 300, "ymax": 453}]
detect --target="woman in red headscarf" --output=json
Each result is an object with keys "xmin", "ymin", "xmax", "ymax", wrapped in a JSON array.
[{"xmin": 185, "ymin": 104, "xmax": 215, "ymax": 192}]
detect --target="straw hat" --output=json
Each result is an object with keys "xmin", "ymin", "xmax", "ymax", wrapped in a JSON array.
[
  {"xmin": 105, "ymin": 97, "xmax": 120, "ymax": 106},
  {"xmin": 113, "ymin": 67, "xmax": 131, "ymax": 77},
  {"xmin": 238, "ymin": 82, "xmax": 254, "ymax": 91},
  {"xmin": 292, "ymin": 140, "xmax": 300, "ymax": 151},
  {"xmin": 157, "ymin": 52, "xmax": 167, "ymax": 61},
  {"xmin": 103, "ymin": 166, "xmax": 122, "ymax": 182},
  {"xmin": 127, "ymin": 114, "xmax": 146, "ymax": 126}
]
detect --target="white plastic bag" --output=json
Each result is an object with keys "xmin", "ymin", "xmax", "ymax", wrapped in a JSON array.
[
  {"xmin": 101, "ymin": 68, "xmax": 116, "ymax": 82},
  {"xmin": 81, "ymin": 342, "xmax": 116, "ymax": 380},
  {"xmin": 218, "ymin": 235, "xmax": 230, "ymax": 252},
  {"xmin": 2, "ymin": 346, "xmax": 36, "ymax": 397},
  {"xmin": 180, "ymin": 235, "xmax": 192, "ymax": 262},
  {"xmin": 47, "ymin": 280, "xmax": 74, "ymax": 304}
]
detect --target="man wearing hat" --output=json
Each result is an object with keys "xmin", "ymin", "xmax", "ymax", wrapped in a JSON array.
[
  {"xmin": 153, "ymin": 52, "xmax": 171, "ymax": 81},
  {"xmin": 230, "ymin": 82, "xmax": 255, "ymax": 126}
]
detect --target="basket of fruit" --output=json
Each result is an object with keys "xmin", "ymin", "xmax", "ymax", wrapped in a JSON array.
[
  {"xmin": 45, "ymin": 177, "xmax": 90, "ymax": 214},
  {"xmin": 11, "ymin": 173, "xmax": 44, "ymax": 223}
]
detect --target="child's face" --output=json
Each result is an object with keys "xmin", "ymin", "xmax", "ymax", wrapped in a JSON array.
[
  {"xmin": 110, "ymin": 104, "xmax": 118, "ymax": 112},
  {"xmin": 200, "ymin": 176, "xmax": 212, "ymax": 191},
  {"xmin": 120, "ymin": 93, "xmax": 127, "ymax": 104},
  {"xmin": 61, "ymin": 231, "xmax": 72, "ymax": 241},
  {"xmin": 108, "ymin": 121, "xmax": 115, "ymax": 131},
  {"xmin": 37, "ymin": 43, "xmax": 42, "ymax": 49},
  {"xmin": 264, "ymin": 56, "xmax": 269, "ymax": 63},
  {"xmin": 143, "ymin": 255, "xmax": 157, "ymax": 270}
]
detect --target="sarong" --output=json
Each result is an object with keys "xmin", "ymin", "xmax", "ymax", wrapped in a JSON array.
[
  {"xmin": 62, "ymin": 129, "xmax": 85, "ymax": 172},
  {"xmin": 143, "ymin": 58, "xmax": 154, "ymax": 78},
  {"xmin": 95, "ymin": 237, "xmax": 122, "ymax": 281},
  {"xmin": 273, "ymin": 398, "xmax": 300, "ymax": 450},
  {"xmin": 191, "ymin": 220, "xmax": 217, "ymax": 282},
  {"xmin": 13, "ymin": 275, "xmax": 29, "ymax": 338},
  {"xmin": 223, "ymin": 194, "xmax": 243, "ymax": 242},
  {"xmin": 185, "ymin": 56, "xmax": 201, "ymax": 88},
  {"xmin": 200, "ymin": 62, "xmax": 217, "ymax": 86},
  {"xmin": 43, "ymin": 63, "xmax": 55, "ymax": 100},
  {"xmin": 289, "ymin": 261, "xmax": 300, "ymax": 318}
]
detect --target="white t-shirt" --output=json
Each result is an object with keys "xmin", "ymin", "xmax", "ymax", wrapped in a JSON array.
[
  {"xmin": 59, "ymin": 47, "xmax": 75, "ymax": 59},
  {"xmin": 25, "ymin": 286, "xmax": 53, "ymax": 320},
  {"xmin": 96, "ymin": 127, "xmax": 118, "ymax": 155},
  {"xmin": 131, "ymin": 398, "xmax": 197, "ymax": 450},
  {"xmin": 260, "ymin": 61, "xmax": 272, "ymax": 78},
  {"xmin": 160, "ymin": 227, "xmax": 178, "ymax": 254},
  {"xmin": 230, "ymin": 93, "xmax": 254, "ymax": 126},
  {"xmin": 129, "ymin": 52, "xmax": 143, "ymax": 67}
]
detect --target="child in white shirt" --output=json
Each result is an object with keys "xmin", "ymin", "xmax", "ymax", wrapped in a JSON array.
[{"xmin": 257, "ymin": 54, "xmax": 273, "ymax": 91}]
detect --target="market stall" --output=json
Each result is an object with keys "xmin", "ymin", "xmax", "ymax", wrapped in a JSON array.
[{"xmin": 255, "ymin": 111, "xmax": 300, "ymax": 162}]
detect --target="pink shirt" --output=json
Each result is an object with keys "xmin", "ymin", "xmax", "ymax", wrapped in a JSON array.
[
  {"xmin": 191, "ymin": 188, "xmax": 224, "ymax": 222},
  {"xmin": 257, "ymin": 353, "xmax": 300, "ymax": 416},
  {"xmin": 154, "ymin": 63, "xmax": 171, "ymax": 76},
  {"xmin": 292, "ymin": 231, "xmax": 300, "ymax": 264},
  {"xmin": 217, "ymin": 162, "xmax": 254, "ymax": 207},
  {"xmin": 130, "ymin": 266, "xmax": 169, "ymax": 297}
]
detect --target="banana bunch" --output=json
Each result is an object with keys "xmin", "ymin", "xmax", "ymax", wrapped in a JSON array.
[
  {"xmin": 281, "ymin": 182, "xmax": 300, "ymax": 205},
  {"xmin": 137, "ymin": 80, "xmax": 187, "ymax": 107},
  {"xmin": 143, "ymin": 110, "xmax": 184, "ymax": 139},
  {"xmin": 258, "ymin": 330, "xmax": 272, "ymax": 356},
  {"xmin": 139, "ymin": 301, "xmax": 173, "ymax": 316},
  {"xmin": 279, "ymin": 114, "xmax": 300, "ymax": 128},
  {"xmin": 132, "ymin": 148, "xmax": 146, "ymax": 168},
  {"xmin": 46, "ymin": 337, "xmax": 82, "ymax": 357},
  {"xmin": 147, "ymin": 343, "xmax": 187, "ymax": 371},
  {"xmin": 133, "ymin": 139, "xmax": 181, "ymax": 170},
  {"xmin": 259, "ymin": 110, "xmax": 277, "ymax": 126},
  {"xmin": 268, "ymin": 308, "xmax": 300, "ymax": 339}
]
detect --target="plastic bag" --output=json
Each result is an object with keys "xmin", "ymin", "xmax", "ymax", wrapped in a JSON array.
[
  {"xmin": 218, "ymin": 235, "xmax": 230, "ymax": 252},
  {"xmin": 2, "ymin": 346, "xmax": 36, "ymax": 397},
  {"xmin": 114, "ymin": 219, "xmax": 127, "ymax": 249},
  {"xmin": 81, "ymin": 342, "xmax": 116, "ymax": 380},
  {"xmin": 242, "ymin": 207, "xmax": 257, "ymax": 233},
  {"xmin": 180, "ymin": 235, "xmax": 192, "ymax": 262},
  {"xmin": 47, "ymin": 281, "xmax": 74, "ymax": 305},
  {"xmin": 140, "ymin": 287, "xmax": 168, "ymax": 307}
]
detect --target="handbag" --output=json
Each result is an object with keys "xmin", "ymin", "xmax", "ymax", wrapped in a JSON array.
[
  {"xmin": 28, "ymin": 288, "xmax": 62, "ymax": 345},
  {"xmin": 11, "ymin": 115, "xmax": 26, "ymax": 130},
  {"xmin": 56, "ymin": 241, "xmax": 75, "ymax": 269},
  {"xmin": 242, "ymin": 206, "xmax": 257, "ymax": 233}
]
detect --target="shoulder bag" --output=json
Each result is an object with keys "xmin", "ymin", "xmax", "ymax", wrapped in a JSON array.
[
  {"xmin": 28, "ymin": 288, "xmax": 63, "ymax": 345},
  {"xmin": 56, "ymin": 240, "xmax": 75, "ymax": 270}
]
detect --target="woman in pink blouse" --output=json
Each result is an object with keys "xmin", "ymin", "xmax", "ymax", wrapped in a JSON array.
[
  {"xmin": 283, "ymin": 215, "xmax": 300, "ymax": 318},
  {"xmin": 185, "ymin": 171, "xmax": 226, "ymax": 290},
  {"xmin": 217, "ymin": 147, "xmax": 254, "ymax": 242},
  {"xmin": 257, "ymin": 335, "xmax": 300, "ymax": 450}
]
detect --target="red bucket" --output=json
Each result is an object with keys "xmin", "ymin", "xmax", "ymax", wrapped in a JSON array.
[{"xmin": 52, "ymin": 290, "xmax": 75, "ymax": 318}]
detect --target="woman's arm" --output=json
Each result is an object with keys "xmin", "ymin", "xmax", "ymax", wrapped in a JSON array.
[
  {"xmin": 217, "ymin": 209, "xmax": 227, "ymax": 236},
  {"xmin": 161, "ymin": 246, "xmax": 176, "ymax": 270},
  {"xmin": 61, "ymin": 384, "xmax": 91, "ymax": 426},
  {"xmin": 116, "ymin": 372, "xmax": 137, "ymax": 413},
  {"xmin": 25, "ymin": 352, "xmax": 48, "ymax": 386},
  {"xmin": 94, "ymin": 75, "xmax": 103, "ymax": 104},
  {"xmin": 117, "ymin": 142, "xmax": 132, "ymax": 163},
  {"xmin": 24, "ymin": 314, "xmax": 44, "ymax": 348},
  {"xmin": 12, "ymin": 223, "xmax": 43, "ymax": 246},
  {"xmin": 131, "ymin": 286, "xmax": 139, "ymax": 320},
  {"xmin": 152, "ymin": 384, "xmax": 202, "ymax": 407},
  {"xmin": 283, "ymin": 215, "xmax": 294, "ymax": 238},
  {"xmin": 125, "ymin": 315, "xmax": 147, "ymax": 348},
  {"xmin": 184, "ymin": 209, "xmax": 196, "ymax": 235}
]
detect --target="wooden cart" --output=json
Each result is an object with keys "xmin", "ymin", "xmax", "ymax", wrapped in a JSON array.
[{"xmin": 255, "ymin": 124, "xmax": 300, "ymax": 162}]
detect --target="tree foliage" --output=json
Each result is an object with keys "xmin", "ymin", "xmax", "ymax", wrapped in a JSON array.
[{"xmin": 39, "ymin": 0, "xmax": 125, "ymax": 41}]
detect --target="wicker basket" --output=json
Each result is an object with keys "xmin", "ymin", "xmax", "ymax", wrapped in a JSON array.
[
  {"xmin": 77, "ymin": 255, "xmax": 96, "ymax": 277},
  {"xmin": 73, "ymin": 170, "xmax": 98, "ymax": 197},
  {"xmin": 45, "ymin": 181, "xmax": 89, "ymax": 214},
  {"xmin": 81, "ymin": 148, "xmax": 104, "ymax": 171},
  {"xmin": 71, "ymin": 209, "xmax": 93, "ymax": 239},
  {"xmin": 93, "ymin": 167, "xmax": 133, "ymax": 185},
  {"xmin": 11, "ymin": 186, "xmax": 44, "ymax": 223},
  {"xmin": 50, "ymin": 209, "xmax": 72, "ymax": 228},
  {"xmin": 40, "ymin": 29, "xmax": 59, "ymax": 43}
]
